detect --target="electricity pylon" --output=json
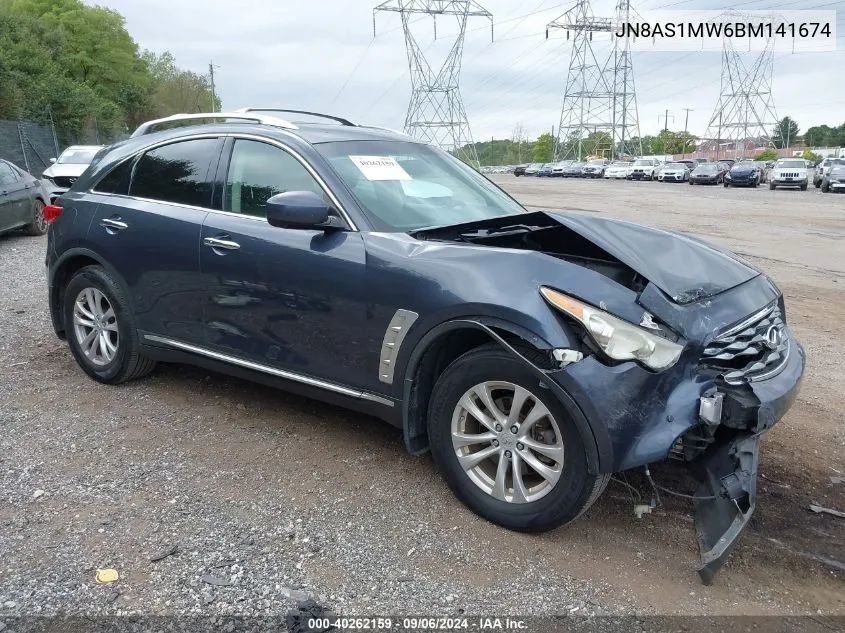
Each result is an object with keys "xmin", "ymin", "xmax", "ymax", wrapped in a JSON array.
[
  {"xmin": 704, "ymin": 13, "xmax": 780, "ymax": 159},
  {"xmin": 374, "ymin": 1, "xmax": 492, "ymax": 167},
  {"xmin": 547, "ymin": 0, "xmax": 641, "ymax": 160}
]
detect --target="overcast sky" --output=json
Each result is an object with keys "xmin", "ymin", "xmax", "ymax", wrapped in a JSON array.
[{"xmin": 98, "ymin": 0, "xmax": 843, "ymax": 142}]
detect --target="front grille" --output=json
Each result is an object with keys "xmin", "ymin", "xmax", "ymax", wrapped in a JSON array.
[
  {"xmin": 700, "ymin": 304, "xmax": 789, "ymax": 385},
  {"xmin": 52, "ymin": 176, "xmax": 76, "ymax": 188},
  {"xmin": 778, "ymin": 172, "xmax": 801, "ymax": 178}
]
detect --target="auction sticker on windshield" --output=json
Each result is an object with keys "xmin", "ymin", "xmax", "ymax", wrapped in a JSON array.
[{"xmin": 350, "ymin": 156, "xmax": 411, "ymax": 181}]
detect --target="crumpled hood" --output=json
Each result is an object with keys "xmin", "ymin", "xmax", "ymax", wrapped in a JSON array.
[
  {"xmin": 43, "ymin": 163, "xmax": 91, "ymax": 179},
  {"xmin": 547, "ymin": 212, "xmax": 760, "ymax": 304}
]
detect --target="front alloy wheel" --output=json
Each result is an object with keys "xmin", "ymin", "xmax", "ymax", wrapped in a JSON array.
[
  {"xmin": 452, "ymin": 381, "xmax": 564, "ymax": 503},
  {"xmin": 428, "ymin": 344, "xmax": 608, "ymax": 532}
]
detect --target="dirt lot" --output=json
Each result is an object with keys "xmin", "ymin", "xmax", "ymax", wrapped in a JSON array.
[{"xmin": 1, "ymin": 176, "xmax": 843, "ymax": 618}]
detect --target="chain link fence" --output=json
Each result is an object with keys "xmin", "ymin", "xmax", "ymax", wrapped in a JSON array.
[{"xmin": 0, "ymin": 118, "xmax": 128, "ymax": 177}]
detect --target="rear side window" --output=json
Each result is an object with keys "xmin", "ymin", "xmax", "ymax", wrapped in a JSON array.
[
  {"xmin": 0, "ymin": 162, "xmax": 20, "ymax": 185},
  {"xmin": 94, "ymin": 159, "xmax": 134, "ymax": 195},
  {"xmin": 130, "ymin": 138, "xmax": 218, "ymax": 208}
]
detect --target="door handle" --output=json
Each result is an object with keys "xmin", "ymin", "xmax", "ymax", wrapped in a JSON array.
[
  {"xmin": 203, "ymin": 236, "xmax": 241, "ymax": 251},
  {"xmin": 100, "ymin": 218, "xmax": 128, "ymax": 233}
]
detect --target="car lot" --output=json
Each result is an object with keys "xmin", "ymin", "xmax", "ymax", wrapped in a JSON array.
[{"xmin": 0, "ymin": 176, "xmax": 843, "ymax": 617}]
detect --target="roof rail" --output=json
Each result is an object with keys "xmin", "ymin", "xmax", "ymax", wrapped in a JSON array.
[
  {"xmin": 234, "ymin": 108, "xmax": 356, "ymax": 127},
  {"xmin": 130, "ymin": 112, "xmax": 298, "ymax": 138}
]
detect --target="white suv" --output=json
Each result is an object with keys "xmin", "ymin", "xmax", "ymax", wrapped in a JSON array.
[{"xmin": 813, "ymin": 157, "xmax": 845, "ymax": 188}]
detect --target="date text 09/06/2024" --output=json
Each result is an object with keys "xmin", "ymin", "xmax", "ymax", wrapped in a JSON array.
[{"xmin": 307, "ymin": 617, "xmax": 528, "ymax": 630}]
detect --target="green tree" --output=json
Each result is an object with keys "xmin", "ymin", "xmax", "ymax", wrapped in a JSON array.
[
  {"xmin": 533, "ymin": 133, "xmax": 554, "ymax": 162},
  {"xmin": 755, "ymin": 147, "xmax": 779, "ymax": 161},
  {"xmin": 802, "ymin": 149, "xmax": 822, "ymax": 164},
  {"xmin": 772, "ymin": 116, "xmax": 799, "ymax": 149}
]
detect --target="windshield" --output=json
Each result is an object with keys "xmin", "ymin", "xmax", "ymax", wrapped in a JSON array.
[
  {"xmin": 569, "ymin": 162, "xmax": 586, "ymax": 168},
  {"xmin": 776, "ymin": 160, "xmax": 805, "ymax": 168},
  {"xmin": 316, "ymin": 140, "xmax": 525, "ymax": 231},
  {"xmin": 633, "ymin": 159, "xmax": 652, "ymax": 166},
  {"xmin": 734, "ymin": 161, "xmax": 757, "ymax": 168},
  {"xmin": 829, "ymin": 166, "xmax": 845, "ymax": 175},
  {"xmin": 695, "ymin": 164, "xmax": 718, "ymax": 172},
  {"xmin": 588, "ymin": 159, "xmax": 605, "ymax": 165},
  {"xmin": 611, "ymin": 162, "xmax": 630, "ymax": 166},
  {"xmin": 663, "ymin": 163, "xmax": 685, "ymax": 169},
  {"xmin": 57, "ymin": 148, "xmax": 100, "ymax": 164}
]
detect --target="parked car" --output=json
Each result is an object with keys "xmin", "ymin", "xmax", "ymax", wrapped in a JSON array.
[
  {"xmin": 813, "ymin": 157, "xmax": 845, "ymax": 188},
  {"xmin": 581, "ymin": 159, "xmax": 609, "ymax": 179},
  {"xmin": 0, "ymin": 158, "xmax": 50, "ymax": 237},
  {"xmin": 42, "ymin": 145, "xmax": 104, "ymax": 203},
  {"xmin": 537, "ymin": 163, "xmax": 555, "ymax": 177},
  {"xmin": 627, "ymin": 158, "xmax": 661, "ymax": 181},
  {"xmin": 821, "ymin": 165, "xmax": 845, "ymax": 193},
  {"xmin": 724, "ymin": 161, "xmax": 763, "ymax": 188},
  {"xmin": 689, "ymin": 162, "xmax": 726, "ymax": 185},
  {"xmin": 768, "ymin": 159, "xmax": 809, "ymax": 191},
  {"xmin": 561, "ymin": 161, "xmax": 586, "ymax": 177},
  {"xmin": 603, "ymin": 161, "xmax": 631, "ymax": 179},
  {"xmin": 45, "ymin": 109, "xmax": 805, "ymax": 585},
  {"xmin": 657, "ymin": 162, "xmax": 690, "ymax": 182},
  {"xmin": 551, "ymin": 161, "xmax": 573, "ymax": 177},
  {"xmin": 513, "ymin": 165, "xmax": 528, "ymax": 177},
  {"xmin": 524, "ymin": 163, "xmax": 543, "ymax": 176}
]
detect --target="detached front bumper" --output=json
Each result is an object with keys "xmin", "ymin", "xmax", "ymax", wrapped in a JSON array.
[{"xmin": 545, "ymin": 314, "xmax": 804, "ymax": 583}]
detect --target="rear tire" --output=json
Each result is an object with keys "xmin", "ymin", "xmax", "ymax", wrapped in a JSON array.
[
  {"xmin": 63, "ymin": 265, "xmax": 156, "ymax": 384},
  {"xmin": 769, "ymin": 182, "xmax": 776, "ymax": 190},
  {"xmin": 23, "ymin": 198, "xmax": 47, "ymax": 236},
  {"xmin": 427, "ymin": 344, "xmax": 608, "ymax": 532}
]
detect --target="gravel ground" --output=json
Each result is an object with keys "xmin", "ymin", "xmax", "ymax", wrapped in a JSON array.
[{"xmin": 1, "ymin": 177, "xmax": 843, "ymax": 619}]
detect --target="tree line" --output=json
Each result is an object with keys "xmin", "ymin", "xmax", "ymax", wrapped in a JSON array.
[
  {"xmin": 462, "ymin": 116, "xmax": 844, "ymax": 166},
  {"xmin": 0, "ymin": 0, "xmax": 219, "ymax": 146}
]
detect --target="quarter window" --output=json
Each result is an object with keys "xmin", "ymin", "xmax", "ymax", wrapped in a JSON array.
[
  {"xmin": 94, "ymin": 159, "xmax": 134, "ymax": 195},
  {"xmin": 129, "ymin": 138, "xmax": 218, "ymax": 208},
  {"xmin": 224, "ymin": 139, "xmax": 323, "ymax": 217}
]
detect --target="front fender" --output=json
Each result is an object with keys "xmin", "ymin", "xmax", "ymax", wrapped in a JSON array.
[{"xmin": 399, "ymin": 317, "xmax": 611, "ymax": 475}]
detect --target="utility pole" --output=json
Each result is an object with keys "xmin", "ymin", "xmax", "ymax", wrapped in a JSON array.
[
  {"xmin": 208, "ymin": 61, "xmax": 220, "ymax": 112},
  {"xmin": 682, "ymin": 107, "xmax": 693, "ymax": 158},
  {"xmin": 658, "ymin": 110, "xmax": 674, "ymax": 157}
]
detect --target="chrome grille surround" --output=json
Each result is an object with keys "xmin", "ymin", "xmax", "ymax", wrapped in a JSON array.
[{"xmin": 701, "ymin": 303, "xmax": 790, "ymax": 386}]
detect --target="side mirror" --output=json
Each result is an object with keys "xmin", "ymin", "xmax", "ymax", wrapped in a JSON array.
[
  {"xmin": 49, "ymin": 157, "xmax": 56, "ymax": 163},
  {"xmin": 266, "ymin": 191, "xmax": 333, "ymax": 230}
]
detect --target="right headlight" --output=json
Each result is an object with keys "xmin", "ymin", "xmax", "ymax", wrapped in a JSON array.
[{"xmin": 540, "ymin": 287, "xmax": 683, "ymax": 371}]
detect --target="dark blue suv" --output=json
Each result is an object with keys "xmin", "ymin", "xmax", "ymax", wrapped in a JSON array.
[{"xmin": 45, "ymin": 109, "xmax": 804, "ymax": 583}]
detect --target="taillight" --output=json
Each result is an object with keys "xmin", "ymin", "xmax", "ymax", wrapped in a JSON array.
[{"xmin": 44, "ymin": 205, "xmax": 63, "ymax": 223}]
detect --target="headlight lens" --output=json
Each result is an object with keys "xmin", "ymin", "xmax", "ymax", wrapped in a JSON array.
[{"xmin": 540, "ymin": 287, "xmax": 683, "ymax": 371}]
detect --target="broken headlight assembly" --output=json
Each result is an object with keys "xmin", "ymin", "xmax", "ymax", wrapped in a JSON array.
[{"xmin": 540, "ymin": 287, "xmax": 683, "ymax": 371}]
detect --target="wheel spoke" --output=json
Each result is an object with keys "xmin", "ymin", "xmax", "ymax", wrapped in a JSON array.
[
  {"xmin": 84, "ymin": 288, "xmax": 98, "ymax": 316},
  {"xmin": 452, "ymin": 431, "xmax": 495, "ymax": 448},
  {"xmin": 491, "ymin": 454, "xmax": 509, "ymax": 501},
  {"xmin": 82, "ymin": 329, "xmax": 98, "ymax": 356},
  {"xmin": 511, "ymin": 453, "xmax": 529, "ymax": 503},
  {"xmin": 458, "ymin": 393, "xmax": 497, "ymax": 432},
  {"xmin": 517, "ymin": 400, "xmax": 551, "ymax": 437},
  {"xmin": 92, "ymin": 289, "xmax": 107, "ymax": 318},
  {"xmin": 456, "ymin": 444, "xmax": 499, "ymax": 472},
  {"xmin": 507, "ymin": 385, "xmax": 530, "ymax": 426},
  {"xmin": 74, "ymin": 315, "xmax": 95, "ymax": 329},
  {"xmin": 75, "ymin": 301, "xmax": 95, "ymax": 321},
  {"xmin": 472, "ymin": 383, "xmax": 506, "ymax": 424},
  {"xmin": 100, "ymin": 331, "xmax": 116, "ymax": 357},
  {"xmin": 520, "ymin": 449, "xmax": 562, "ymax": 485},
  {"xmin": 521, "ymin": 437, "xmax": 564, "ymax": 465},
  {"xmin": 102, "ymin": 307, "xmax": 115, "ymax": 322}
]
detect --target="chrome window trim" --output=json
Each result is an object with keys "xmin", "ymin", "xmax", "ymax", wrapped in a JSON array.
[
  {"xmin": 224, "ymin": 133, "xmax": 358, "ymax": 231},
  {"xmin": 143, "ymin": 334, "xmax": 393, "ymax": 407}
]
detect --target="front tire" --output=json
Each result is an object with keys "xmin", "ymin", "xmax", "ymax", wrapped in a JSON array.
[
  {"xmin": 822, "ymin": 181, "xmax": 830, "ymax": 193},
  {"xmin": 428, "ymin": 344, "xmax": 608, "ymax": 532},
  {"xmin": 63, "ymin": 265, "xmax": 156, "ymax": 384},
  {"xmin": 769, "ymin": 182, "xmax": 776, "ymax": 190},
  {"xmin": 23, "ymin": 198, "xmax": 47, "ymax": 236}
]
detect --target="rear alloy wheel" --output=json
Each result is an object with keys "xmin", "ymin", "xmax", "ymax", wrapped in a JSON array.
[
  {"xmin": 64, "ymin": 265, "xmax": 156, "ymax": 384},
  {"xmin": 23, "ymin": 198, "xmax": 47, "ymax": 236},
  {"xmin": 428, "ymin": 344, "xmax": 608, "ymax": 532}
]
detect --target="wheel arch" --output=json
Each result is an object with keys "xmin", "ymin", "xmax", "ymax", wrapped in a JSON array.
[
  {"xmin": 400, "ymin": 317, "xmax": 605, "ymax": 475},
  {"xmin": 49, "ymin": 248, "xmax": 126, "ymax": 339}
]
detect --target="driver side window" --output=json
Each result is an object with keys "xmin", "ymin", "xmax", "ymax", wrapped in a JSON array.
[{"xmin": 224, "ymin": 139, "xmax": 324, "ymax": 217}]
